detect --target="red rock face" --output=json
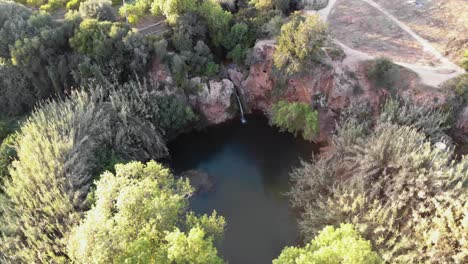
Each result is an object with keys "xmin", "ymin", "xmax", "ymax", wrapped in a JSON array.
[{"xmin": 237, "ymin": 40, "xmax": 452, "ymax": 144}]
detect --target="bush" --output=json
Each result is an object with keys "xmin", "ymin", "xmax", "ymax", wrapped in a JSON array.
[
  {"xmin": 271, "ymin": 100, "xmax": 319, "ymax": 141},
  {"xmin": 198, "ymin": 0, "xmax": 233, "ymax": 47},
  {"xmin": 273, "ymin": 14, "xmax": 328, "ymax": 77},
  {"xmin": 0, "ymin": 91, "xmax": 107, "ymax": 263},
  {"xmin": 0, "ymin": 80, "xmax": 195, "ymax": 262},
  {"xmin": 461, "ymin": 50, "xmax": 468, "ymax": 71},
  {"xmin": 79, "ymin": 0, "xmax": 116, "ymax": 21},
  {"xmin": 0, "ymin": 134, "xmax": 17, "ymax": 187},
  {"xmin": 1, "ymin": 8, "xmax": 80, "ymax": 115},
  {"xmin": 379, "ymin": 98, "xmax": 452, "ymax": 144},
  {"xmin": 290, "ymin": 106, "xmax": 467, "ymax": 263},
  {"xmin": 66, "ymin": 0, "xmax": 84, "ymax": 9},
  {"xmin": 170, "ymin": 12, "xmax": 208, "ymax": 52},
  {"xmin": 251, "ymin": 0, "xmax": 291, "ymax": 13},
  {"xmin": 261, "ymin": 14, "xmax": 285, "ymax": 37},
  {"xmin": 367, "ymin": 57, "xmax": 399, "ymax": 91},
  {"xmin": 70, "ymin": 19, "xmax": 153, "ymax": 82},
  {"xmin": 274, "ymin": 224, "xmax": 382, "ymax": 264},
  {"xmin": 67, "ymin": 161, "xmax": 225, "ymax": 264},
  {"xmin": 454, "ymin": 74, "xmax": 468, "ymax": 103}
]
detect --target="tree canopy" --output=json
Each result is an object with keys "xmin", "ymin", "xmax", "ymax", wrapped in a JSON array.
[
  {"xmin": 274, "ymin": 224, "xmax": 382, "ymax": 264},
  {"xmin": 274, "ymin": 14, "xmax": 328, "ymax": 77},
  {"xmin": 68, "ymin": 160, "xmax": 225, "ymax": 264}
]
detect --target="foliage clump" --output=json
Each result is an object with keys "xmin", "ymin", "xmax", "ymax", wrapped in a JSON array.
[
  {"xmin": 289, "ymin": 100, "xmax": 467, "ymax": 263},
  {"xmin": 271, "ymin": 100, "xmax": 319, "ymax": 141},
  {"xmin": 0, "ymin": 80, "xmax": 196, "ymax": 262},
  {"xmin": 273, "ymin": 224, "xmax": 382, "ymax": 264},
  {"xmin": 79, "ymin": 0, "xmax": 116, "ymax": 21},
  {"xmin": 461, "ymin": 50, "xmax": 468, "ymax": 71},
  {"xmin": 273, "ymin": 14, "xmax": 328, "ymax": 78},
  {"xmin": 0, "ymin": 134, "xmax": 17, "ymax": 187},
  {"xmin": 250, "ymin": 0, "xmax": 291, "ymax": 14},
  {"xmin": 367, "ymin": 57, "xmax": 400, "ymax": 91},
  {"xmin": 68, "ymin": 161, "xmax": 225, "ymax": 264}
]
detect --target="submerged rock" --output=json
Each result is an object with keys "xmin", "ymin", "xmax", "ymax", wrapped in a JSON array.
[{"xmin": 180, "ymin": 170, "xmax": 214, "ymax": 194}]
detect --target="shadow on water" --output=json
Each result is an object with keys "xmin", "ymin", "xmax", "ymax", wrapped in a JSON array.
[{"xmin": 168, "ymin": 114, "xmax": 317, "ymax": 264}]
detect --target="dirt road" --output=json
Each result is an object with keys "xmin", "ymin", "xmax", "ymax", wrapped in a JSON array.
[{"xmin": 308, "ymin": 0, "xmax": 464, "ymax": 87}]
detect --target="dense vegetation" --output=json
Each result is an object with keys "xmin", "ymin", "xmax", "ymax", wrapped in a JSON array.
[
  {"xmin": 1, "ymin": 0, "xmax": 466, "ymax": 263},
  {"xmin": 289, "ymin": 99, "xmax": 467, "ymax": 263},
  {"xmin": 273, "ymin": 13, "xmax": 328, "ymax": 78},
  {"xmin": 68, "ymin": 161, "xmax": 225, "ymax": 263},
  {"xmin": 271, "ymin": 100, "xmax": 319, "ymax": 141},
  {"xmin": 0, "ymin": 81, "xmax": 197, "ymax": 262},
  {"xmin": 274, "ymin": 224, "xmax": 382, "ymax": 264}
]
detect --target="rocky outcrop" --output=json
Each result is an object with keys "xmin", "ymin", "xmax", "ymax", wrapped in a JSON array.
[
  {"xmin": 148, "ymin": 58, "xmax": 237, "ymax": 124},
  {"xmin": 234, "ymin": 39, "xmax": 452, "ymax": 144},
  {"xmin": 238, "ymin": 40, "xmax": 364, "ymax": 143},
  {"xmin": 189, "ymin": 78, "xmax": 236, "ymax": 124}
]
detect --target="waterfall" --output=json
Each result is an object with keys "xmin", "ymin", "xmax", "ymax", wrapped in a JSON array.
[{"xmin": 235, "ymin": 93, "xmax": 247, "ymax": 124}]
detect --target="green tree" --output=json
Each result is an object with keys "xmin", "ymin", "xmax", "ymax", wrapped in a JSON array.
[
  {"xmin": 222, "ymin": 22, "xmax": 252, "ymax": 65},
  {"xmin": 67, "ymin": 160, "xmax": 225, "ymax": 264},
  {"xmin": 367, "ymin": 57, "xmax": 399, "ymax": 91},
  {"xmin": 0, "ymin": 81, "xmax": 185, "ymax": 262},
  {"xmin": 290, "ymin": 102, "xmax": 468, "ymax": 263},
  {"xmin": 250, "ymin": 0, "xmax": 290, "ymax": 13},
  {"xmin": 198, "ymin": 0, "xmax": 233, "ymax": 47},
  {"xmin": 274, "ymin": 224, "xmax": 382, "ymax": 264},
  {"xmin": 0, "ymin": 134, "xmax": 17, "ymax": 188},
  {"xmin": 70, "ymin": 19, "xmax": 153, "ymax": 82},
  {"xmin": 272, "ymin": 100, "xmax": 319, "ymax": 141},
  {"xmin": 79, "ymin": 0, "xmax": 116, "ymax": 21},
  {"xmin": 461, "ymin": 50, "xmax": 468, "ymax": 71},
  {"xmin": 122, "ymin": 0, "xmax": 197, "ymax": 24},
  {"xmin": 273, "ymin": 14, "xmax": 328, "ymax": 77}
]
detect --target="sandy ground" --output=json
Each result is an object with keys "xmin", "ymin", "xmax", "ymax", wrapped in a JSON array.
[{"xmin": 307, "ymin": 0, "xmax": 465, "ymax": 87}]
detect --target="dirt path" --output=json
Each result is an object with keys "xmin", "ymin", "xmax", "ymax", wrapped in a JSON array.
[{"xmin": 308, "ymin": 0, "xmax": 464, "ymax": 87}]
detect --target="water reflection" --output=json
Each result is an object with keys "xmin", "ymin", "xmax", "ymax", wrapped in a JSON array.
[{"xmin": 168, "ymin": 114, "xmax": 315, "ymax": 264}]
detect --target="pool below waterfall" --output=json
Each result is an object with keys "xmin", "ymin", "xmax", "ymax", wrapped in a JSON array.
[{"xmin": 168, "ymin": 114, "xmax": 315, "ymax": 264}]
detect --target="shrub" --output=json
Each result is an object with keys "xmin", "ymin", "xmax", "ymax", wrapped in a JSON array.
[
  {"xmin": 217, "ymin": 0, "xmax": 236, "ymax": 12},
  {"xmin": 1, "ymin": 8, "xmax": 80, "ymax": 115},
  {"xmin": 261, "ymin": 14, "xmax": 284, "ymax": 37},
  {"xmin": 40, "ymin": 0, "xmax": 67, "ymax": 12},
  {"xmin": 67, "ymin": 161, "xmax": 225, "ymax": 263},
  {"xmin": 271, "ymin": 100, "xmax": 319, "ymax": 141},
  {"xmin": 0, "ymin": 134, "xmax": 17, "ymax": 187},
  {"xmin": 0, "ymin": 91, "xmax": 107, "ymax": 263},
  {"xmin": 454, "ymin": 74, "xmax": 468, "ymax": 103},
  {"xmin": 198, "ymin": 0, "xmax": 233, "ymax": 47},
  {"xmin": 79, "ymin": 0, "xmax": 117, "ymax": 21},
  {"xmin": 367, "ymin": 57, "xmax": 399, "ymax": 91},
  {"xmin": 274, "ymin": 224, "xmax": 382, "ymax": 264},
  {"xmin": 170, "ymin": 12, "xmax": 208, "ymax": 52},
  {"xmin": 66, "ymin": 0, "xmax": 84, "ymax": 9},
  {"xmin": 379, "ymin": 98, "xmax": 452, "ymax": 144},
  {"xmin": 121, "ymin": 0, "xmax": 197, "ymax": 24},
  {"xmin": 70, "ymin": 19, "xmax": 153, "ymax": 82},
  {"xmin": 273, "ymin": 14, "xmax": 328, "ymax": 77},
  {"xmin": 461, "ymin": 50, "xmax": 468, "ymax": 71},
  {"xmin": 222, "ymin": 22, "xmax": 253, "ymax": 65},
  {"xmin": 251, "ymin": 0, "xmax": 291, "ymax": 13},
  {"xmin": 0, "ymin": 80, "xmax": 194, "ymax": 261},
  {"xmin": 290, "ymin": 118, "xmax": 467, "ymax": 263}
]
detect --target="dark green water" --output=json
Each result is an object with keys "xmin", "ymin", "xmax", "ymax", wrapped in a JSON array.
[{"xmin": 168, "ymin": 115, "xmax": 314, "ymax": 264}]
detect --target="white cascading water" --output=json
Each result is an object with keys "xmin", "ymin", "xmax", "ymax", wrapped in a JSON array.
[{"xmin": 235, "ymin": 93, "xmax": 246, "ymax": 124}]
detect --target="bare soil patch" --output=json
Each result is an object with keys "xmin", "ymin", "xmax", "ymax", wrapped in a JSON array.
[
  {"xmin": 372, "ymin": 0, "xmax": 468, "ymax": 65},
  {"xmin": 328, "ymin": 0, "xmax": 440, "ymax": 65}
]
